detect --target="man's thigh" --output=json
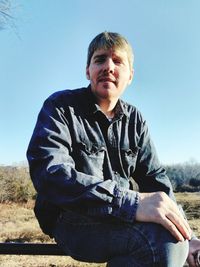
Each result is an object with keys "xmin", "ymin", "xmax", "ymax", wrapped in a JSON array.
[{"xmin": 53, "ymin": 210, "xmax": 188, "ymax": 266}]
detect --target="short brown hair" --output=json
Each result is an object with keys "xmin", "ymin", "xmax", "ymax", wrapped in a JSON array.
[{"xmin": 87, "ymin": 31, "xmax": 134, "ymax": 68}]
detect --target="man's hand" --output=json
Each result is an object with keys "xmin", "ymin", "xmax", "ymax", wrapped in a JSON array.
[
  {"xmin": 135, "ymin": 191, "xmax": 192, "ymax": 241},
  {"xmin": 187, "ymin": 239, "xmax": 200, "ymax": 267}
]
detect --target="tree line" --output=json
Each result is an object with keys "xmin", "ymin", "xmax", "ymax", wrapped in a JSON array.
[
  {"xmin": 0, "ymin": 162, "xmax": 200, "ymax": 203},
  {"xmin": 164, "ymin": 162, "xmax": 200, "ymax": 192}
]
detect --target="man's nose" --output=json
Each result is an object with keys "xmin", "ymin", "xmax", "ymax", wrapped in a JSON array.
[{"xmin": 103, "ymin": 58, "xmax": 115, "ymax": 73}]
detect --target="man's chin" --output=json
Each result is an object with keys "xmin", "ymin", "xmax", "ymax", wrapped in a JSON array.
[
  {"xmin": 97, "ymin": 90, "xmax": 117, "ymax": 100},
  {"xmin": 97, "ymin": 81, "xmax": 116, "ymax": 91},
  {"xmin": 91, "ymin": 84, "xmax": 117, "ymax": 100}
]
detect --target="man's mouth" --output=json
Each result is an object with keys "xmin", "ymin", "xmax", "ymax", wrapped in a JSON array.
[{"xmin": 97, "ymin": 76, "xmax": 116, "ymax": 84}]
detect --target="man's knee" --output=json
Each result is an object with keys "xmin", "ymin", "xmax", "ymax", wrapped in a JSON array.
[
  {"xmin": 127, "ymin": 222, "xmax": 189, "ymax": 267},
  {"xmin": 160, "ymin": 239, "xmax": 189, "ymax": 267}
]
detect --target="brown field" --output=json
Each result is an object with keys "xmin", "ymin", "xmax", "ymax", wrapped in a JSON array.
[{"xmin": 0, "ymin": 192, "xmax": 200, "ymax": 267}]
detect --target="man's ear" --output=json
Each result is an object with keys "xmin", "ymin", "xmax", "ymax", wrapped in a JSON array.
[
  {"xmin": 86, "ymin": 67, "xmax": 90, "ymax": 80},
  {"xmin": 127, "ymin": 68, "xmax": 134, "ymax": 85}
]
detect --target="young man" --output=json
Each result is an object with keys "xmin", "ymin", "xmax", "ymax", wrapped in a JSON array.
[{"xmin": 27, "ymin": 32, "xmax": 200, "ymax": 267}]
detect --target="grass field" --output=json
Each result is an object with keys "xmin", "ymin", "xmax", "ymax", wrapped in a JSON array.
[{"xmin": 0, "ymin": 192, "xmax": 199, "ymax": 267}]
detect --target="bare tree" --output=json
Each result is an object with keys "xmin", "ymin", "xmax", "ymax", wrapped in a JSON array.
[{"xmin": 0, "ymin": 0, "xmax": 16, "ymax": 30}]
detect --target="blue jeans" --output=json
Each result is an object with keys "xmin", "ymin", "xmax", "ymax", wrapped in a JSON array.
[{"xmin": 53, "ymin": 210, "xmax": 189, "ymax": 267}]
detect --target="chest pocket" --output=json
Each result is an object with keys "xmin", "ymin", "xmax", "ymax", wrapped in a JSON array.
[
  {"xmin": 72, "ymin": 141, "xmax": 106, "ymax": 179},
  {"xmin": 120, "ymin": 146, "xmax": 139, "ymax": 177}
]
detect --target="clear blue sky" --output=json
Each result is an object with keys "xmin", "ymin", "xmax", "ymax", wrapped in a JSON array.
[{"xmin": 1, "ymin": 0, "xmax": 200, "ymax": 165}]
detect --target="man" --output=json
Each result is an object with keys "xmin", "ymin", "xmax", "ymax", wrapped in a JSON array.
[{"xmin": 27, "ymin": 32, "xmax": 200, "ymax": 267}]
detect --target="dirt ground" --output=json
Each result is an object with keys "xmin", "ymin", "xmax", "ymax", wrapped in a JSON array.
[{"xmin": 0, "ymin": 192, "xmax": 199, "ymax": 267}]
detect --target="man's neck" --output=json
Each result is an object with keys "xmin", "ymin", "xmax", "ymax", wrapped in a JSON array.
[{"xmin": 97, "ymin": 98, "xmax": 118, "ymax": 119}]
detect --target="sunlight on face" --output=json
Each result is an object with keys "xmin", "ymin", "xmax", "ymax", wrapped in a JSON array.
[{"xmin": 86, "ymin": 48, "xmax": 133, "ymax": 102}]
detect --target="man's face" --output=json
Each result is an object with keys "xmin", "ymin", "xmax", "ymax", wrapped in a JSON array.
[{"xmin": 86, "ymin": 48, "xmax": 133, "ymax": 102}]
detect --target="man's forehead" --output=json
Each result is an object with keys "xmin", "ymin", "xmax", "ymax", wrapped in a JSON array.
[{"xmin": 92, "ymin": 48, "xmax": 128, "ymax": 58}]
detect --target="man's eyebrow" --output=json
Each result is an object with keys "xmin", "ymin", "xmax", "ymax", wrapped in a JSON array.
[{"xmin": 93, "ymin": 54, "xmax": 107, "ymax": 59}]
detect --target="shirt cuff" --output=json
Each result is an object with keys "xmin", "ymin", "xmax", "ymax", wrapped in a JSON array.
[{"xmin": 112, "ymin": 188, "xmax": 139, "ymax": 222}]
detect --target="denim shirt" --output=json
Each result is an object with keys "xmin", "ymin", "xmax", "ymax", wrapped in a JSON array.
[{"xmin": 27, "ymin": 86, "xmax": 175, "ymax": 236}]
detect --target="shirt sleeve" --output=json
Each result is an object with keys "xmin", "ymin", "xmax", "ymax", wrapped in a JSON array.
[
  {"xmin": 133, "ymin": 119, "xmax": 176, "ymax": 201},
  {"xmin": 27, "ymin": 97, "xmax": 139, "ymax": 223}
]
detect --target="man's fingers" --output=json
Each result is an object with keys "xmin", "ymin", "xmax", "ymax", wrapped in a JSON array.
[
  {"xmin": 165, "ymin": 199, "xmax": 192, "ymax": 240},
  {"xmin": 195, "ymin": 250, "xmax": 200, "ymax": 267},
  {"xmin": 187, "ymin": 254, "xmax": 196, "ymax": 267},
  {"xmin": 166, "ymin": 211, "xmax": 191, "ymax": 240},
  {"xmin": 161, "ymin": 216, "xmax": 185, "ymax": 241},
  {"xmin": 177, "ymin": 204, "xmax": 191, "ymax": 230},
  {"xmin": 136, "ymin": 192, "xmax": 192, "ymax": 241}
]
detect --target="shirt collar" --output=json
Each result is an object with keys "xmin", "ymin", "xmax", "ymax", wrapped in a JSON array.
[{"xmin": 86, "ymin": 85, "xmax": 129, "ymax": 119}]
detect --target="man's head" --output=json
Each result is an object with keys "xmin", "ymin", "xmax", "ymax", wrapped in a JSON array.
[
  {"xmin": 86, "ymin": 31, "xmax": 134, "ymax": 69},
  {"xmin": 86, "ymin": 32, "xmax": 134, "ymax": 103}
]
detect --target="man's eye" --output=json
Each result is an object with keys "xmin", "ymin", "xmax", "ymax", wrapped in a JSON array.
[
  {"xmin": 95, "ymin": 58, "xmax": 105, "ymax": 64},
  {"xmin": 113, "ymin": 59, "xmax": 122, "ymax": 64}
]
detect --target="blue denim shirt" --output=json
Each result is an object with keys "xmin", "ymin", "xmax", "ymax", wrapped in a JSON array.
[{"xmin": 27, "ymin": 86, "xmax": 175, "ymax": 236}]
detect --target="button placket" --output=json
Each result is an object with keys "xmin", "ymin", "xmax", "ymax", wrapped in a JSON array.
[{"xmin": 107, "ymin": 124, "xmax": 114, "ymax": 147}]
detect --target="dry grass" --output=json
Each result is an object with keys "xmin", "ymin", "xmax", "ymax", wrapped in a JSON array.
[
  {"xmin": 0, "ymin": 193, "xmax": 200, "ymax": 266},
  {"xmin": 176, "ymin": 192, "xmax": 200, "ymax": 238},
  {"xmin": 0, "ymin": 201, "xmax": 105, "ymax": 267}
]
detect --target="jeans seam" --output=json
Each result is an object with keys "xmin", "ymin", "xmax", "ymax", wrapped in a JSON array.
[{"xmin": 127, "ymin": 225, "xmax": 158, "ymax": 266}]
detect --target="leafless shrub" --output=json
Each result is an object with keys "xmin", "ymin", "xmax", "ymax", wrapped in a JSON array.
[
  {"xmin": 165, "ymin": 161, "xmax": 200, "ymax": 192},
  {"xmin": 0, "ymin": 166, "xmax": 36, "ymax": 203}
]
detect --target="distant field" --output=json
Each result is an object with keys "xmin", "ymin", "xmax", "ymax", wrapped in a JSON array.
[
  {"xmin": 0, "ymin": 192, "xmax": 199, "ymax": 267},
  {"xmin": 175, "ymin": 192, "xmax": 200, "ymax": 238}
]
